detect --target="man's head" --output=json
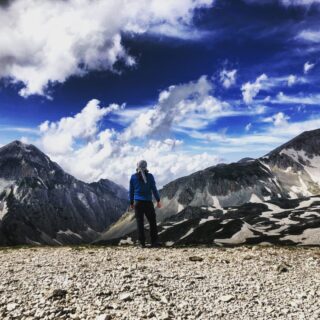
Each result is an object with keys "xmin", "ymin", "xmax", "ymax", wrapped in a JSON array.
[{"xmin": 137, "ymin": 160, "xmax": 147, "ymax": 171}]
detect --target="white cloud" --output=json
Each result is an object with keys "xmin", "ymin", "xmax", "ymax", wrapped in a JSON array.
[
  {"xmin": 287, "ymin": 75, "xmax": 297, "ymax": 87},
  {"xmin": 245, "ymin": 123, "xmax": 252, "ymax": 131},
  {"xmin": 59, "ymin": 138, "xmax": 221, "ymax": 188},
  {"xmin": 298, "ymin": 30, "xmax": 320, "ymax": 43},
  {"xmin": 39, "ymin": 123, "xmax": 222, "ymax": 188},
  {"xmin": 241, "ymin": 74, "xmax": 268, "ymax": 104},
  {"xmin": 120, "ymin": 76, "xmax": 232, "ymax": 140},
  {"xmin": 220, "ymin": 69, "xmax": 237, "ymax": 89},
  {"xmin": 280, "ymin": 0, "xmax": 320, "ymax": 5},
  {"xmin": 245, "ymin": 0, "xmax": 320, "ymax": 6},
  {"xmin": 304, "ymin": 61, "xmax": 315, "ymax": 74},
  {"xmin": 186, "ymin": 114, "xmax": 320, "ymax": 159},
  {"xmin": 263, "ymin": 112, "xmax": 290, "ymax": 127},
  {"xmin": 266, "ymin": 117, "xmax": 320, "ymax": 138},
  {"xmin": 0, "ymin": 126, "xmax": 39, "ymax": 134},
  {"xmin": 273, "ymin": 92, "xmax": 320, "ymax": 105},
  {"xmin": 0, "ymin": 0, "xmax": 214, "ymax": 98},
  {"xmin": 37, "ymin": 78, "xmax": 229, "ymax": 187},
  {"xmin": 39, "ymin": 99, "xmax": 122, "ymax": 155}
]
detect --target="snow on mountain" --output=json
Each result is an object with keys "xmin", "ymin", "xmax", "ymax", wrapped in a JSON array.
[{"xmin": 96, "ymin": 128, "xmax": 320, "ymax": 246}]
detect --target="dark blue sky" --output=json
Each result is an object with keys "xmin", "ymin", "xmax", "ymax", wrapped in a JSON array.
[{"xmin": 0, "ymin": 0, "xmax": 319, "ymax": 185}]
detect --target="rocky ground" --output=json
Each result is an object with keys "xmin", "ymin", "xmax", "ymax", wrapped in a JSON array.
[{"xmin": 0, "ymin": 245, "xmax": 319, "ymax": 320}]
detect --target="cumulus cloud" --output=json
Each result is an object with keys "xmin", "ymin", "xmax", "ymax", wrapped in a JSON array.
[
  {"xmin": 37, "ymin": 76, "xmax": 231, "ymax": 187},
  {"xmin": 0, "ymin": 0, "xmax": 214, "ymax": 98},
  {"xmin": 39, "ymin": 99, "xmax": 122, "ymax": 154},
  {"xmin": 48, "ymin": 137, "xmax": 221, "ymax": 188},
  {"xmin": 241, "ymin": 74, "xmax": 268, "ymax": 104},
  {"xmin": 304, "ymin": 61, "xmax": 315, "ymax": 74},
  {"xmin": 219, "ymin": 69, "xmax": 237, "ymax": 89},
  {"xmin": 120, "ymin": 76, "xmax": 232, "ymax": 140}
]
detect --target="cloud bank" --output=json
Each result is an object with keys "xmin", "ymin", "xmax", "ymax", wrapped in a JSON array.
[
  {"xmin": 0, "ymin": 0, "xmax": 213, "ymax": 97},
  {"xmin": 38, "ymin": 77, "xmax": 227, "ymax": 187}
]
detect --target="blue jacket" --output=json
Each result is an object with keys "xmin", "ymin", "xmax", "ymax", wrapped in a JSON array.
[{"xmin": 129, "ymin": 172, "xmax": 160, "ymax": 204}]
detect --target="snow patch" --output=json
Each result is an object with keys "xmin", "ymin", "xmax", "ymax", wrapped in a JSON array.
[
  {"xmin": 0, "ymin": 178, "xmax": 14, "ymax": 193},
  {"xmin": 57, "ymin": 229, "xmax": 82, "ymax": 239},
  {"xmin": 215, "ymin": 222, "xmax": 257, "ymax": 244},
  {"xmin": 180, "ymin": 228, "xmax": 194, "ymax": 240},
  {"xmin": 299, "ymin": 211, "xmax": 320, "ymax": 219},
  {"xmin": 77, "ymin": 193, "xmax": 90, "ymax": 209},
  {"xmin": 199, "ymin": 216, "xmax": 215, "ymax": 225},
  {"xmin": 281, "ymin": 228, "xmax": 320, "ymax": 245},
  {"xmin": 0, "ymin": 201, "xmax": 8, "ymax": 220},
  {"xmin": 119, "ymin": 237, "xmax": 134, "ymax": 245},
  {"xmin": 249, "ymin": 194, "xmax": 262, "ymax": 203},
  {"xmin": 177, "ymin": 203, "xmax": 184, "ymax": 213},
  {"xmin": 212, "ymin": 196, "xmax": 221, "ymax": 209}
]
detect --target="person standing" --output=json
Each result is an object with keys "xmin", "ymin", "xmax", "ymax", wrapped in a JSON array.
[{"xmin": 129, "ymin": 160, "xmax": 162, "ymax": 248}]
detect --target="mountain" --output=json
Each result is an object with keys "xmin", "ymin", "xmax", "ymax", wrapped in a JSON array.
[
  {"xmin": 0, "ymin": 141, "xmax": 128, "ymax": 245},
  {"xmin": 96, "ymin": 129, "xmax": 320, "ymax": 246}
]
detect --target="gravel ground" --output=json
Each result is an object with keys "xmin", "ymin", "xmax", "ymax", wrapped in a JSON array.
[{"xmin": 0, "ymin": 245, "xmax": 319, "ymax": 320}]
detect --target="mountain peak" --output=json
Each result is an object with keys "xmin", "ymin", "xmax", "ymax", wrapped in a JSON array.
[
  {"xmin": 0, "ymin": 140, "xmax": 62, "ymax": 181},
  {"xmin": 267, "ymin": 128, "xmax": 320, "ymax": 158},
  {"xmin": 0, "ymin": 140, "xmax": 41, "ymax": 154}
]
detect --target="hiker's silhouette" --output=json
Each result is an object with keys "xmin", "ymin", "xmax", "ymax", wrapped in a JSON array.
[{"xmin": 129, "ymin": 160, "xmax": 161, "ymax": 248}]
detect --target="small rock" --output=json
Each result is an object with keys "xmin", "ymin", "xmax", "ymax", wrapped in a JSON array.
[
  {"xmin": 277, "ymin": 263, "xmax": 290, "ymax": 273},
  {"xmin": 7, "ymin": 303, "xmax": 17, "ymax": 311},
  {"xmin": 96, "ymin": 290, "xmax": 112, "ymax": 297},
  {"xmin": 160, "ymin": 294, "xmax": 170, "ymax": 304},
  {"xmin": 48, "ymin": 289, "xmax": 67, "ymax": 300},
  {"xmin": 161, "ymin": 311, "xmax": 171, "ymax": 320},
  {"xmin": 96, "ymin": 315, "xmax": 111, "ymax": 320},
  {"xmin": 119, "ymin": 292, "xmax": 132, "ymax": 302},
  {"xmin": 189, "ymin": 256, "xmax": 203, "ymax": 262},
  {"xmin": 266, "ymin": 306, "xmax": 273, "ymax": 314},
  {"xmin": 194, "ymin": 275, "xmax": 205, "ymax": 279},
  {"xmin": 220, "ymin": 295, "xmax": 234, "ymax": 302}
]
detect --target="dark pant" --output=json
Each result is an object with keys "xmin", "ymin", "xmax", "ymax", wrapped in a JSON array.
[{"xmin": 134, "ymin": 200, "xmax": 159, "ymax": 245}]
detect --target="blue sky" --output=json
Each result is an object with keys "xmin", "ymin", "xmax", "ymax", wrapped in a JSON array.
[{"xmin": 0, "ymin": 0, "xmax": 320, "ymax": 186}]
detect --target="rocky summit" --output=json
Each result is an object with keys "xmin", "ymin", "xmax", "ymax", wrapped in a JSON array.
[
  {"xmin": 0, "ymin": 246, "xmax": 319, "ymax": 320},
  {"xmin": 97, "ymin": 129, "xmax": 320, "ymax": 246},
  {"xmin": 0, "ymin": 141, "xmax": 128, "ymax": 245}
]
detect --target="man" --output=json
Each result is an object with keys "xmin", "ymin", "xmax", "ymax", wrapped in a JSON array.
[{"xmin": 129, "ymin": 160, "xmax": 162, "ymax": 248}]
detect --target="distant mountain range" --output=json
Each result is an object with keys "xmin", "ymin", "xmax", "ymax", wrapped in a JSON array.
[
  {"xmin": 0, "ymin": 141, "xmax": 128, "ymax": 245},
  {"xmin": 97, "ymin": 129, "xmax": 320, "ymax": 246}
]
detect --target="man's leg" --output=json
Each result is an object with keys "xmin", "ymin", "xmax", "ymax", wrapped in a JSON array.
[
  {"xmin": 134, "ymin": 201, "xmax": 145, "ymax": 246},
  {"xmin": 145, "ymin": 202, "xmax": 159, "ymax": 245}
]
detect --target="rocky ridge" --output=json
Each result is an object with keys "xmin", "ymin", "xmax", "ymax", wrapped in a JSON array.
[
  {"xmin": 97, "ymin": 129, "xmax": 320, "ymax": 246},
  {"xmin": 0, "ymin": 141, "xmax": 128, "ymax": 245}
]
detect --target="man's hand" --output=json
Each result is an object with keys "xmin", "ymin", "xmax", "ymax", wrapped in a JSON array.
[
  {"xmin": 130, "ymin": 204, "xmax": 134, "ymax": 210},
  {"xmin": 156, "ymin": 201, "xmax": 162, "ymax": 208}
]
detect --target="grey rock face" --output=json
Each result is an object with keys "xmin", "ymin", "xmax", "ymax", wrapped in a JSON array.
[{"xmin": 0, "ymin": 141, "xmax": 128, "ymax": 245}]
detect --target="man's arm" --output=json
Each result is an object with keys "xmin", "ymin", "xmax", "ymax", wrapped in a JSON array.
[
  {"xmin": 129, "ymin": 176, "xmax": 134, "ymax": 208},
  {"xmin": 150, "ymin": 174, "xmax": 161, "ymax": 206}
]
